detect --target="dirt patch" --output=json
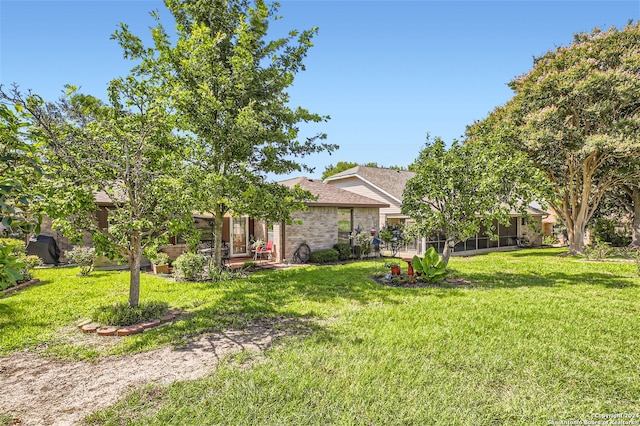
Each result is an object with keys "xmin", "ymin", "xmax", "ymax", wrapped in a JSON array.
[{"xmin": 0, "ymin": 319, "xmax": 299, "ymax": 426}]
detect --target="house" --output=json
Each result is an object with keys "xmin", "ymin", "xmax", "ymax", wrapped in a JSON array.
[
  {"xmin": 324, "ymin": 166, "xmax": 549, "ymax": 255},
  {"xmin": 271, "ymin": 177, "xmax": 390, "ymax": 263},
  {"xmin": 324, "ymin": 166, "xmax": 415, "ymax": 226}
]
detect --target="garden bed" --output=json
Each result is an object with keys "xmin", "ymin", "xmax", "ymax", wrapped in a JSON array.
[{"xmin": 371, "ymin": 274, "xmax": 472, "ymax": 288}]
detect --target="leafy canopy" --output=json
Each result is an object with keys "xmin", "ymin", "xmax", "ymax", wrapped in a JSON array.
[
  {"xmin": 402, "ymin": 135, "xmax": 540, "ymax": 265},
  {"xmin": 486, "ymin": 22, "xmax": 640, "ymax": 253}
]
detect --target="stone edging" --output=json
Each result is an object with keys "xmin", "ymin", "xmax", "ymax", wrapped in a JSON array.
[
  {"xmin": 2, "ymin": 278, "xmax": 41, "ymax": 295},
  {"xmin": 77, "ymin": 310, "xmax": 182, "ymax": 337}
]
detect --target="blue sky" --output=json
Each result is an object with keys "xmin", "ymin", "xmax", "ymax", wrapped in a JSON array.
[{"xmin": 1, "ymin": 1, "xmax": 639, "ymax": 179}]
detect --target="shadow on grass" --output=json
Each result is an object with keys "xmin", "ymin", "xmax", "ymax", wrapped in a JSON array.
[
  {"xmin": 114, "ymin": 263, "xmax": 471, "ymax": 353},
  {"xmin": 451, "ymin": 269, "xmax": 638, "ymax": 289}
]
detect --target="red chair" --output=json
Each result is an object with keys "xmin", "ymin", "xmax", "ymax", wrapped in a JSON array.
[{"xmin": 258, "ymin": 240, "xmax": 274, "ymax": 261}]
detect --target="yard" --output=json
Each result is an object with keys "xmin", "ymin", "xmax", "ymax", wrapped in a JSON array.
[{"xmin": 2, "ymin": 248, "xmax": 639, "ymax": 425}]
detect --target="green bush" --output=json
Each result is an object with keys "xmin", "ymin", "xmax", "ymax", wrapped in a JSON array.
[
  {"xmin": 173, "ymin": 252, "xmax": 207, "ymax": 281},
  {"xmin": 584, "ymin": 239, "xmax": 612, "ymax": 260},
  {"xmin": 309, "ymin": 249, "xmax": 339, "ymax": 264},
  {"xmin": 151, "ymin": 252, "xmax": 170, "ymax": 265},
  {"xmin": 0, "ymin": 238, "xmax": 26, "ymax": 256},
  {"xmin": 19, "ymin": 255, "xmax": 42, "ymax": 281},
  {"xmin": 590, "ymin": 218, "xmax": 631, "ymax": 247},
  {"xmin": 93, "ymin": 301, "xmax": 169, "ymax": 326},
  {"xmin": 333, "ymin": 243, "xmax": 351, "ymax": 261},
  {"xmin": 241, "ymin": 260, "xmax": 258, "ymax": 269},
  {"xmin": 65, "ymin": 246, "xmax": 97, "ymax": 276},
  {"xmin": 0, "ymin": 244, "xmax": 25, "ymax": 289}
]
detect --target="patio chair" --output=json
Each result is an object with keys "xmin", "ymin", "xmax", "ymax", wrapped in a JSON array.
[{"xmin": 254, "ymin": 240, "xmax": 274, "ymax": 261}]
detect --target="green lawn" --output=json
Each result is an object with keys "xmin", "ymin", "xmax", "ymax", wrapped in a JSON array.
[{"xmin": 2, "ymin": 248, "xmax": 639, "ymax": 424}]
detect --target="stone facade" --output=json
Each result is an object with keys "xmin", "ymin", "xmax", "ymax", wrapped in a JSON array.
[{"xmin": 274, "ymin": 206, "xmax": 381, "ymax": 262}]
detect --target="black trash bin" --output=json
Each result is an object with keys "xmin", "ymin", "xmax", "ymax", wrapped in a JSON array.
[{"xmin": 26, "ymin": 235, "xmax": 61, "ymax": 265}]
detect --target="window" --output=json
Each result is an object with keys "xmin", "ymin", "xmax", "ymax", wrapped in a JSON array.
[{"xmin": 338, "ymin": 208, "xmax": 353, "ymax": 244}]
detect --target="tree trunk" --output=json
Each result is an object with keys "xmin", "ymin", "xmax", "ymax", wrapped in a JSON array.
[
  {"xmin": 441, "ymin": 241, "xmax": 453, "ymax": 267},
  {"xmin": 631, "ymin": 186, "xmax": 640, "ymax": 248},
  {"xmin": 568, "ymin": 223, "xmax": 587, "ymax": 255},
  {"xmin": 213, "ymin": 208, "xmax": 224, "ymax": 269},
  {"xmin": 128, "ymin": 231, "xmax": 142, "ymax": 307}
]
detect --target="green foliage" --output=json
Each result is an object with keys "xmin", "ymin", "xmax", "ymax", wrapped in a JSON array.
[
  {"xmin": 309, "ymin": 249, "xmax": 339, "ymax": 264},
  {"xmin": 584, "ymin": 240, "xmax": 613, "ymax": 261},
  {"xmin": 0, "ymin": 244, "xmax": 25, "ymax": 289},
  {"xmin": 403, "ymin": 135, "xmax": 540, "ymax": 265},
  {"xmin": 65, "ymin": 246, "xmax": 96, "ymax": 276},
  {"xmin": 241, "ymin": 260, "xmax": 258, "ymax": 269},
  {"xmin": 93, "ymin": 301, "xmax": 169, "ymax": 327},
  {"xmin": 481, "ymin": 23, "xmax": 640, "ymax": 254},
  {"xmin": 112, "ymin": 0, "xmax": 336, "ymax": 268},
  {"xmin": 19, "ymin": 254, "xmax": 42, "ymax": 281},
  {"xmin": 333, "ymin": 243, "xmax": 351, "ymax": 261},
  {"xmin": 151, "ymin": 252, "xmax": 170, "ymax": 266},
  {"xmin": 173, "ymin": 252, "xmax": 207, "ymax": 282},
  {"xmin": 0, "ymin": 237, "xmax": 25, "ymax": 256},
  {"xmin": 412, "ymin": 248, "xmax": 448, "ymax": 283},
  {"xmin": 349, "ymin": 231, "xmax": 371, "ymax": 259},
  {"xmin": 0, "ymin": 102, "xmax": 42, "ymax": 234},
  {"xmin": 589, "ymin": 218, "xmax": 631, "ymax": 247},
  {"xmin": 542, "ymin": 235, "xmax": 558, "ymax": 246}
]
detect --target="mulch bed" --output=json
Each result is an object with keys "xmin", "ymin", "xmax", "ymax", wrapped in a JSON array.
[{"xmin": 372, "ymin": 274, "xmax": 473, "ymax": 288}]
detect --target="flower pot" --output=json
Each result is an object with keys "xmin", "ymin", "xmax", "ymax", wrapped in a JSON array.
[{"xmin": 153, "ymin": 263, "xmax": 170, "ymax": 274}]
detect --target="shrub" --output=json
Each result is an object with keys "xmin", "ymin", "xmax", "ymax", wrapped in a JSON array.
[
  {"xmin": 309, "ymin": 249, "xmax": 339, "ymax": 264},
  {"xmin": 0, "ymin": 244, "xmax": 25, "ymax": 289},
  {"xmin": 589, "ymin": 218, "xmax": 631, "ymax": 247},
  {"xmin": 412, "ymin": 247, "xmax": 448, "ymax": 283},
  {"xmin": 151, "ymin": 252, "xmax": 170, "ymax": 265},
  {"xmin": 93, "ymin": 301, "xmax": 169, "ymax": 326},
  {"xmin": 241, "ymin": 260, "xmax": 258, "ymax": 269},
  {"xmin": 349, "ymin": 231, "xmax": 372, "ymax": 259},
  {"xmin": 19, "ymin": 255, "xmax": 42, "ymax": 281},
  {"xmin": 173, "ymin": 252, "xmax": 207, "ymax": 281},
  {"xmin": 584, "ymin": 239, "xmax": 612, "ymax": 260},
  {"xmin": 65, "ymin": 246, "xmax": 97, "ymax": 276},
  {"xmin": 0, "ymin": 238, "xmax": 26, "ymax": 256},
  {"xmin": 542, "ymin": 235, "xmax": 558, "ymax": 246},
  {"xmin": 333, "ymin": 243, "xmax": 351, "ymax": 261}
]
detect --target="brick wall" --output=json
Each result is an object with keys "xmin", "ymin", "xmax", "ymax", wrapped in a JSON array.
[{"xmin": 281, "ymin": 207, "xmax": 338, "ymax": 261}]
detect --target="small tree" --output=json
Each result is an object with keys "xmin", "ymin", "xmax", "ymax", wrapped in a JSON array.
[
  {"xmin": 114, "ymin": 0, "xmax": 336, "ymax": 268},
  {"xmin": 1, "ymin": 72, "xmax": 193, "ymax": 307},
  {"xmin": 402, "ymin": 135, "xmax": 540, "ymax": 266}
]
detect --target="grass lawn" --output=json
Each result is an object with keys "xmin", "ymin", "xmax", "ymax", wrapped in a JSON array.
[{"xmin": 2, "ymin": 248, "xmax": 640, "ymax": 424}]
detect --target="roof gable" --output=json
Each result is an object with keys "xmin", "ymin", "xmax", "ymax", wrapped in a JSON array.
[
  {"xmin": 279, "ymin": 176, "xmax": 389, "ymax": 208},
  {"xmin": 324, "ymin": 166, "xmax": 415, "ymax": 201}
]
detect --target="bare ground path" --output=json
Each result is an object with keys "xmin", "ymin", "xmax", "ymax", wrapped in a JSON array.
[{"xmin": 0, "ymin": 322, "xmax": 291, "ymax": 426}]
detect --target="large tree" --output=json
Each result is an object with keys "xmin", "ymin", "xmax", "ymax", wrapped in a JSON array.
[
  {"xmin": 114, "ymin": 0, "xmax": 336, "ymax": 267},
  {"xmin": 1, "ymin": 67, "xmax": 192, "ymax": 307},
  {"xmin": 0, "ymin": 101, "xmax": 42, "ymax": 234},
  {"xmin": 484, "ymin": 23, "xmax": 640, "ymax": 254},
  {"xmin": 402, "ymin": 135, "xmax": 540, "ymax": 266}
]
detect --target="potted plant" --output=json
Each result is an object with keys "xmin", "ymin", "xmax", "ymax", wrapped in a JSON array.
[
  {"xmin": 151, "ymin": 252, "xmax": 170, "ymax": 274},
  {"xmin": 384, "ymin": 261, "xmax": 401, "ymax": 275}
]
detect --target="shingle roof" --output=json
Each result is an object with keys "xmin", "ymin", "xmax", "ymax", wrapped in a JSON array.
[
  {"xmin": 324, "ymin": 166, "xmax": 415, "ymax": 201},
  {"xmin": 279, "ymin": 177, "xmax": 390, "ymax": 208}
]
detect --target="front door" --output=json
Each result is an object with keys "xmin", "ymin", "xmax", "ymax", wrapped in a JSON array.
[{"xmin": 230, "ymin": 216, "xmax": 249, "ymax": 257}]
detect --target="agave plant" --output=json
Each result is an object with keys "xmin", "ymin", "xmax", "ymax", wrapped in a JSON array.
[{"xmin": 412, "ymin": 247, "xmax": 448, "ymax": 283}]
